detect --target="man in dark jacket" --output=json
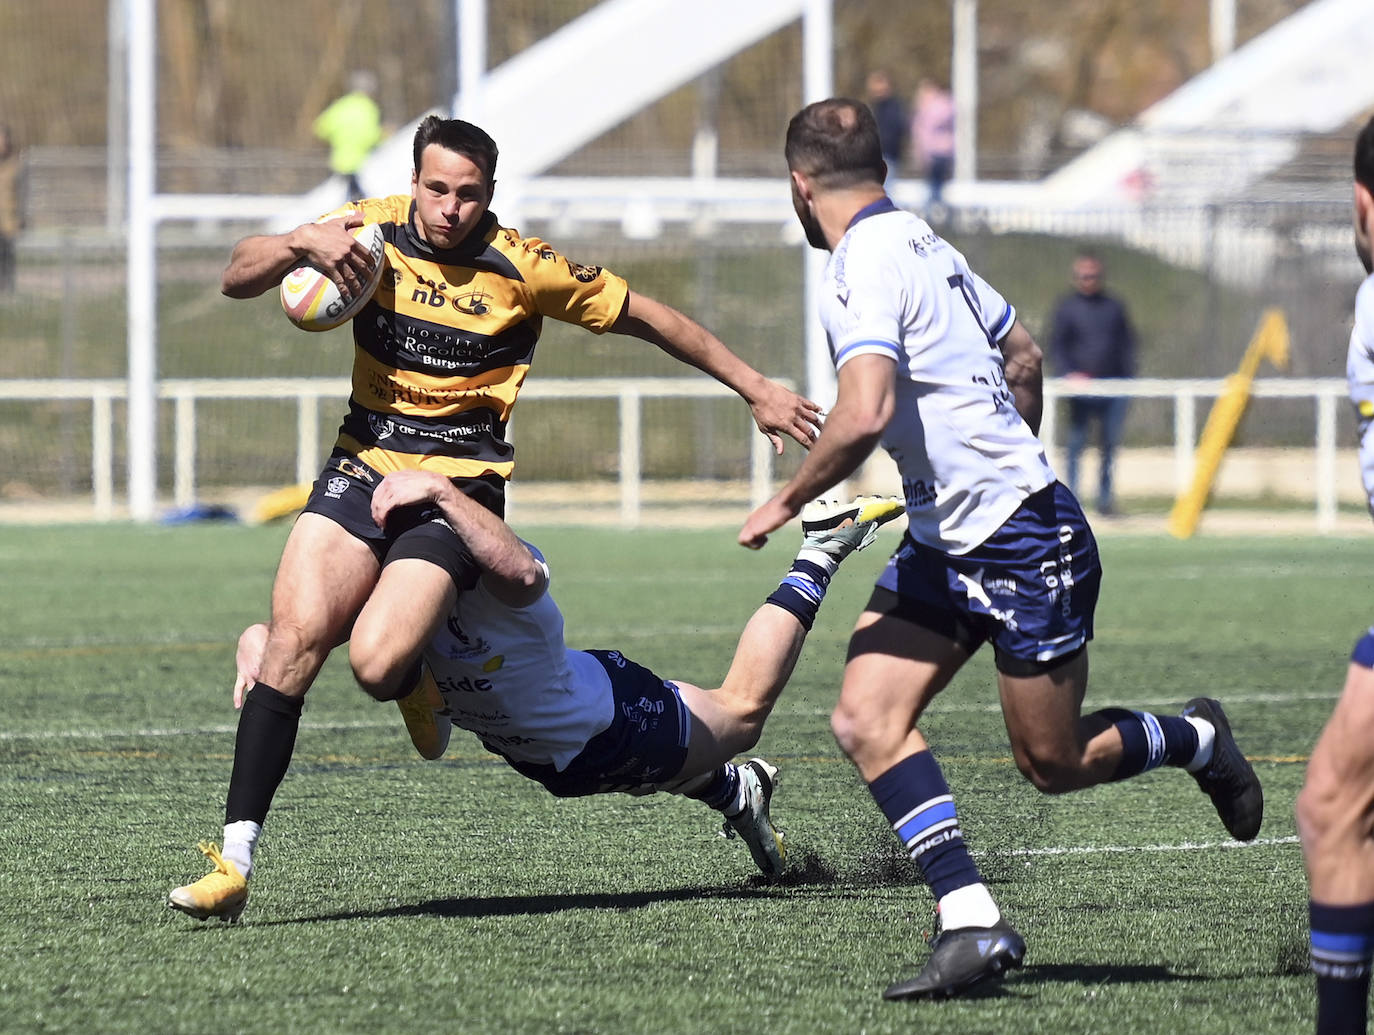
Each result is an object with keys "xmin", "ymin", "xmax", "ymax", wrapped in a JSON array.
[
  {"xmin": 1048, "ymin": 252, "xmax": 1137, "ymax": 515},
  {"xmin": 865, "ymin": 70, "xmax": 907, "ymax": 191}
]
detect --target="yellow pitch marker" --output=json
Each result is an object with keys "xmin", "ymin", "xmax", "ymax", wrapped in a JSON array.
[
  {"xmin": 248, "ymin": 482, "xmax": 312, "ymax": 524},
  {"xmin": 1167, "ymin": 308, "xmax": 1290, "ymax": 538}
]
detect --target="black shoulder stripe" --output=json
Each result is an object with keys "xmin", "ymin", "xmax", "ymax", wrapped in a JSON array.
[{"xmin": 386, "ymin": 211, "xmax": 525, "ymax": 282}]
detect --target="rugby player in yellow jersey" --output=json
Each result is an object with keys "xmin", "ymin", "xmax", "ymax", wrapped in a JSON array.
[{"xmin": 168, "ymin": 116, "xmax": 820, "ymax": 920}]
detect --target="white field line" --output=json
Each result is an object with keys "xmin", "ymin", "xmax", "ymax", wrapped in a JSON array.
[
  {"xmin": 0, "ymin": 720, "xmax": 398, "ymax": 741},
  {"xmin": 768, "ymin": 691, "xmax": 1341, "ymax": 718},
  {"xmin": 2, "ymin": 715, "xmax": 1303, "ymax": 861},
  {"xmin": 0, "ymin": 688, "xmax": 1340, "ymax": 743},
  {"xmin": 987, "ymin": 835, "xmax": 1299, "ymax": 858}
]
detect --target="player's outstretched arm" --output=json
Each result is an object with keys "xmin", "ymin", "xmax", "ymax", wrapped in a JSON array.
[
  {"xmin": 739, "ymin": 354, "xmax": 895, "ymax": 549},
  {"xmin": 370, "ymin": 471, "xmax": 548, "ymax": 607},
  {"xmin": 998, "ymin": 320, "xmax": 1045, "ymax": 435},
  {"xmin": 610, "ymin": 290, "xmax": 821, "ymax": 453},
  {"xmin": 221, "ymin": 212, "xmax": 371, "ymax": 300}
]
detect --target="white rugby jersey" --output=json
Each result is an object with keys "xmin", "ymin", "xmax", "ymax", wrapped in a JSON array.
[
  {"xmin": 820, "ymin": 199, "xmax": 1056, "ymax": 553},
  {"xmin": 1347, "ymin": 274, "xmax": 1374, "ymax": 514},
  {"xmin": 422, "ymin": 545, "xmax": 614, "ymax": 769}
]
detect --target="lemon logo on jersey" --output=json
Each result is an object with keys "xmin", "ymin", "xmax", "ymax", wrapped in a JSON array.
[
  {"xmin": 567, "ymin": 260, "xmax": 601, "ymax": 283},
  {"xmin": 454, "ymin": 291, "xmax": 491, "ymax": 316}
]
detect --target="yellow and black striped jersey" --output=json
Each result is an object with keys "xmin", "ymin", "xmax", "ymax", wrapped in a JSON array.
[{"xmin": 317, "ymin": 195, "xmax": 629, "ymax": 480}]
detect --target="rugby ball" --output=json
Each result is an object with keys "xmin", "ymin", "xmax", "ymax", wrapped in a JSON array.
[{"xmin": 279, "ymin": 223, "xmax": 386, "ymax": 332}]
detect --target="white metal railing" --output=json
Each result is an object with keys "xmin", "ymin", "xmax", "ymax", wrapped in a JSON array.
[
  {"xmin": 0, "ymin": 375, "xmax": 1353, "ymax": 526},
  {"xmin": 0, "ymin": 377, "xmax": 783, "ymax": 525}
]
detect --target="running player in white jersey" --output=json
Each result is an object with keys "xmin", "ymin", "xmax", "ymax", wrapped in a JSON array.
[
  {"xmin": 168, "ymin": 470, "xmax": 903, "ymax": 922},
  {"xmin": 1297, "ymin": 113, "xmax": 1374, "ymax": 1035},
  {"xmin": 739, "ymin": 98, "xmax": 1264, "ymax": 1000}
]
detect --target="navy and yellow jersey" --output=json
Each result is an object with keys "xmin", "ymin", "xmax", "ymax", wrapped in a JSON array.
[{"xmin": 317, "ymin": 195, "xmax": 630, "ymax": 480}]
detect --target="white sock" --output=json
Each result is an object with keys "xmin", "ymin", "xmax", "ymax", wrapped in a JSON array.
[
  {"xmin": 937, "ymin": 883, "xmax": 1002, "ymax": 930},
  {"xmin": 723, "ymin": 773, "xmax": 749, "ymax": 817},
  {"xmin": 795, "ymin": 545, "xmax": 843, "ymax": 578},
  {"xmin": 1183, "ymin": 716, "xmax": 1215, "ymax": 773},
  {"xmin": 222, "ymin": 820, "xmax": 261, "ymax": 879}
]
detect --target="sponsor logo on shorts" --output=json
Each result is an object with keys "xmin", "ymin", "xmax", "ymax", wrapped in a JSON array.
[
  {"xmin": 621, "ymin": 695, "xmax": 666, "ymax": 733},
  {"xmin": 324, "ymin": 476, "xmax": 350, "ymax": 498},
  {"xmin": 1038, "ymin": 524, "xmax": 1078, "ymax": 617},
  {"xmin": 957, "ymin": 568, "xmax": 1018, "ymax": 628},
  {"xmin": 332, "ymin": 457, "xmax": 375, "ymax": 483}
]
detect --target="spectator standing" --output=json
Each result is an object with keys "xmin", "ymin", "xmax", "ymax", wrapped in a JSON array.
[
  {"xmin": 313, "ymin": 70, "xmax": 384, "ymax": 200},
  {"xmin": 910, "ymin": 78, "xmax": 955, "ymax": 212},
  {"xmin": 864, "ymin": 70, "xmax": 907, "ymax": 192},
  {"xmin": 1047, "ymin": 251, "xmax": 1137, "ymax": 516},
  {"xmin": 0, "ymin": 125, "xmax": 23, "ymax": 293}
]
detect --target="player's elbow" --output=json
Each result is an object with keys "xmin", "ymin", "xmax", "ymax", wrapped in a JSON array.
[
  {"xmin": 1001, "ymin": 326, "xmax": 1044, "ymax": 382},
  {"xmin": 221, "ymin": 270, "xmax": 259, "ymax": 299}
]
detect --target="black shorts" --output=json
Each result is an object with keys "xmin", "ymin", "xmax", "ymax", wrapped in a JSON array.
[{"xmin": 302, "ymin": 449, "xmax": 505, "ymax": 589}]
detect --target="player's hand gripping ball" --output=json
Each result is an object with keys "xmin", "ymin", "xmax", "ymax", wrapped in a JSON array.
[{"xmin": 279, "ymin": 223, "xmax": 386, "ymax": 331}]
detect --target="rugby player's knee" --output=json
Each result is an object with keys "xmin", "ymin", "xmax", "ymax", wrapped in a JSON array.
[
  {"xmin": 1013, "ymin": 746, "xmax": 1087, "ymax": 795},
  {"xmin": 830, "ymin": 701, "xmax": 889, "ymax": 762},
  {"xmin": 260, "ymin": 619, "xmax": 333, "ymax": 683},
  {"xmin": 347, "ymin": 636, "xmax": 411, "ymax": 701},
  {"xmin": 1295, "ymin": 769, "xmax": 1348, "ymax": 846}
]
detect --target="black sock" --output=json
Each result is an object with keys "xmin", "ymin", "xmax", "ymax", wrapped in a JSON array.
[{"xmin": 225, "ymin": 682, "xmax": 303, "ymax": 825}]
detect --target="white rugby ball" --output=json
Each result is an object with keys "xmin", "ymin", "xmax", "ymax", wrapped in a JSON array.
[{"xmin": 279, "ymin": 223, "xmax": 386, "ymax": 332}]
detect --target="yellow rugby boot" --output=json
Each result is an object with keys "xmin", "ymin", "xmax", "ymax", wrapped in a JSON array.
[
  {"xmin": 396, "ymin": 665, "xmax": 451, "ymax": 761},
  {"xmin": 167, "ymin": 841, "xmax": 247, "ymax": 922}
]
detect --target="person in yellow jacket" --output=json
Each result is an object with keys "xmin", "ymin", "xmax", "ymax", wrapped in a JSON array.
[{"xmin": 313, "ymin": 70, "xmax": 383, "ymax": 199}]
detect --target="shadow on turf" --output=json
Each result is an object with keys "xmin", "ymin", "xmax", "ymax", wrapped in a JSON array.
[
  {"xmin": 1016, "ymin": 963, "xmax": 1205, "ymax": 988},
  {"xmin": 264, "ymin": 884, "xmax": 778, "ymax": 925},
  {"xmin": 258, "ymin": 848, "xmax": 845, "ymax": 926}
]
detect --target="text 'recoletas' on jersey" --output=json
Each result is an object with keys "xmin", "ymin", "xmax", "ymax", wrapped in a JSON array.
[{"xmin": 320, "ymin": 196, "xmax": 630, "ymax": 480}]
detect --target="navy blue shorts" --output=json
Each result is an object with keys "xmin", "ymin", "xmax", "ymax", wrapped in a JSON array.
[
  {"xmin": 301, "ymin": 449, "xmax": 505, "ymax": 589},
  {"xmin": 503, "ymin": 650, "xmax": 692, "ymax": 798},
  {"xmin": 867, "ymin": 482, "xmax": 1101, "ymax": 676}
]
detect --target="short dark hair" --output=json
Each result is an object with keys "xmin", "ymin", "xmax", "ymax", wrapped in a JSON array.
[
  {"xmin": 1357, "ymin": 115, "xmax": 1374, "ymax": 193},
  {"xmin": 412, "ymin": 115, "xmax": 499, "ymax": 179},
  {"xmin": 785, "ymin": 98, "xmax": 885, "ymax": 190}
]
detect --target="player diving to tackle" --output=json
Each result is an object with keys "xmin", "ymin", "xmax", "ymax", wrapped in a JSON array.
[
  {"xmin": 739, "ymin": 97, "xmax": 1265, "ymax": 1001},
  {"xmin": 168, "ymin": 476, "xmax": 904, "ymax": 921}
]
